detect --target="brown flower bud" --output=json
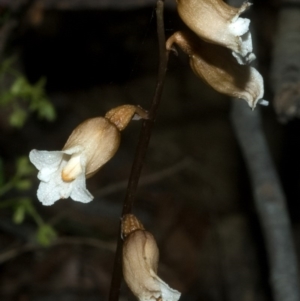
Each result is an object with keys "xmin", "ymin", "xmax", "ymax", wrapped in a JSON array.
[
  {"xmin": 105, "ymin": 105, "xmax": 148, "ymax": 131},
  {"xmin": 177, "ymin": 0, "xmax": 255, "ymax": 64},
  {"xmin": 63, "ymin": 117, "xmax": 120, "ymax": 179},
  {"xmin": 122, "ymin": 216, "xmax": 181, "ymax": 301},
  {"xmin": 167, "ymin": 31, "xmax": 265, "ymax": 109}
]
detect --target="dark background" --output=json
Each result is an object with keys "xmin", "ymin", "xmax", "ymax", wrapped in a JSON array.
[{"xmin": 0, "ymin": 0, "xmax": 300, "ymax": 301}]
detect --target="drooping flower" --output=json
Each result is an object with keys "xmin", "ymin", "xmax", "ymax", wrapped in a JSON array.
[
  {"xmin": 166, "ymin": 31, "xmax": 267, "ymax": 109},
  {"xmin": 29, "ymin": 105, "xmax": 147, "ymax": 206},
  {"xmin": 122, "ymin": 214, "xmax": 181, "ymax": 301},
  {"xmin": 176, "ymin": 0, "xmax": 255, "ymax": 64}
]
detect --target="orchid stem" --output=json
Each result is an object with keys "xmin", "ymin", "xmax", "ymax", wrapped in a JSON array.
[{"xmin": 108, "ymin": 1, "xmax": 168, "ymax": 301}]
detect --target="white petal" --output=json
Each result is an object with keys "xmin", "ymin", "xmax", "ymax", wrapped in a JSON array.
[
  {"xmin": 37, "ymin": 166, "xmax": 74, "ymax": 205},
  {"xmin": 258, "ymin": 99, "xmax": 269, "ymax": 106},
  {"xmin": 229, "ymin": 17, "xmax": 250, "ymax": 37},
  {"xmin": 149, "ymin": 270, "xmax": 181, "ymax": 301},
  {"xmin": 37, "ymin": 164, "xmax": 62, "ymax": 182},
  {"xmin": 70, "ymin": 172, "xmax": 93, "ymax": 203},
  {"xmin": 29, "ymin": 150, "xmax": 63, "ymax": 171},
  {"xmin": 37, "ymin": 179, "xmax": 64, "ymax": 206},
  {"xmin": 31, "ymin": 147, "xmax": 92, "ymax": 205},
  {"xmin": 228, "ymin": 18, "xmax": 255, "ymax": 64}
]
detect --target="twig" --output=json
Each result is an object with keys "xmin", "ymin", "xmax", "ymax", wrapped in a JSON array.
[
  {"xmin": 231, "ymin": 101, "xmax": 300, "ymax": 301},
  {"xmin": 94, "ymin": 157, "xmax": 192, "ymax": 198},
  {"xmin": 108, "ymin": 1, "xmax": 168, "ymax": 301},
  {"xmin": 270, "ymin": 0, "xmax": 300, "ymax": 122}
]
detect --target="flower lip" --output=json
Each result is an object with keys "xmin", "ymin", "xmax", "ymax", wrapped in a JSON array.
[{"xmin": 61, "ymin": 154, "xmax": 82, "ymax": 182}]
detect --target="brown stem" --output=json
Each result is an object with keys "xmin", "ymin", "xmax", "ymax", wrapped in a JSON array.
[{"xmin": 108, "ymin": 1, "xmax": 168, "ymax": 301}]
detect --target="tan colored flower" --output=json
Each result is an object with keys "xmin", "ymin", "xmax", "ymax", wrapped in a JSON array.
[
  {"xmin": 177, "ymin": 0, "xmax": 255, "ymax": 64},
  {"xmin": 122, "ymin": 214, "xmax": 181, "ymax": 301},
  {"xmin": 105, "ymin": 104, "xmax": 148, "ymax": 131},
  {"xmin": 167, "ymin": 31, "xmax": 266, "ymax": 109},
  {"xmin": 29, "ymin": 105, "xmax": 147, "ymax": 205}
]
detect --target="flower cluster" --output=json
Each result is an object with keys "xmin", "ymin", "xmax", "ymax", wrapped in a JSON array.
[
  {"xmin": 29, "ymin": 105, "xmax": 147, "ymax": 206},
  {"xmin": 168, "ymin": 0, "xmax": 268, "ymax": 109}
]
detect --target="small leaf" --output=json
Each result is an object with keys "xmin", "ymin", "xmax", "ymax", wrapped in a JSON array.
[
  {"xmin": 10, "ymin": 77, "xmax": 28, "ymax": 96},
  {"xmin": 15, "ymin": 179, "xmax": 31, "ymax": 190},
  {"xmin": 38, "ymin": 100, "xmax": 56, "ymax": 121},
  {"xmin": 16, "ymin": 157, "xmax": 34, "ymax": 176},
  {"xmin": 13, "ymin": 205, "xmax": 26, "ymax": 224},
  {"xmin": 9, "ymin": 109, "xmax": 27, "ymax": 128},
  {"xmin": 36, "ymin": 224, "xmax": 57, "ymax": 246}
]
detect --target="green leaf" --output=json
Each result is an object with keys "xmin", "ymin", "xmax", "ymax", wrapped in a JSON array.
[
  {"xmin": 10, "ymin": 77, "xmax": 29, "ymax": 96},
  {"xmin": 9, "ymin": 108, "xmax": 27, "ymax": 128},
  {"xmin": 0, "ymin": 91, "xmax": 14, "ymax": 105},
  {"xmin": 13, "ymin": 205, "xmax": 26, "ymax": 224},
  {"xmin": 36, "ymin": 224, "xmax": 57, "ymax": 246},
  {"xmin": 15, "ymin": 179, "xmax": 31, "ymax": 190},
  {"xmin": 38, "ymin": 100, "xmax": 56, "ymax": 121},
  {"xmin": 16, "ymin": 157, "xmax": 34, "ymax": 176}
]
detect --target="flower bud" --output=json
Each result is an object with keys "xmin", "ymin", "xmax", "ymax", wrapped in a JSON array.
[
  {"xmin": 177, "ymin": 0, "xmax": 255, "ymax": 64},
  {"xmin": 29, "ymin": 105, "xmax": 147, "ymax": 206},
  {"xmin": 105, "ymin": 105, "xmax": 148, "ymax": 131},
  {"xmin": 62, "ymin": 117, "xmax": 120, "ymax": 178},
  {"xmin": 122, "ymin": 214, "xmax": 181, "ymax": 301},
  {"xmin": 166, "ymin": 31, "xmax": 265, "ymax": 109}
]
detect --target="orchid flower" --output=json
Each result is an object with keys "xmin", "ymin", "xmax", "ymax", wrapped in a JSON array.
[
  {"xmin": 29, "ymin": 105, "xmax": 148, "ymax": 206},
  {"xmin": 122, "ymin": 214, "xmax": 181, "ymax": 301},
  {"xmin": 177, "ymin": 0, "xmax": 255, "ymax": 64},
  {"xmin": 166, "ymin": 31, "xmax": 267, "ymax": 109}
]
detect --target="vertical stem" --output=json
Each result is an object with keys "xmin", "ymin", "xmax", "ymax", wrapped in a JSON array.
[
  {"xmin": 122, "ymin": 0, "xmax": 167, "ymax": 215},
  {"xmin": 108, "ymin": 2, "xmax": 168, "ymax": 301}
]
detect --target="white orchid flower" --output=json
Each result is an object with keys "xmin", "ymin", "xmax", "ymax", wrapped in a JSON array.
[
  {"xmin": 29, "ymin": 105, "xmax": 148, "ymax": 206},
  {"xmin": 29, "ymin": 117, "xmax": 120, "ymax": 206}
]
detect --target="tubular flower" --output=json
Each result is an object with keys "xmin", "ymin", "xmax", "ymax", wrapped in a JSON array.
[
  {"xmin": 166, "ymin": 31, "xmax": 267, "ymax": 109},
  {"xmin": 177, "ymin": 0, "xmax": 255, "ymax": 64},
  {"xmin": 29, "ymin": 105, "xmax": 147, "ymax": 206},
  {"xmin": 122, "ymin": 214, "xmax": 181, "ymax": 301}
]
